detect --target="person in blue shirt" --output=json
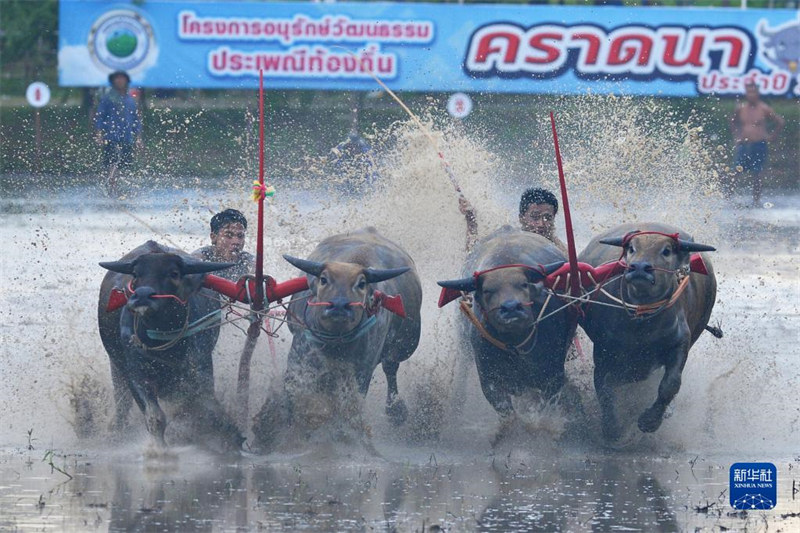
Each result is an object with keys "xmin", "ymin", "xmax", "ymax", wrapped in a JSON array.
[
  {"xmin": 94, "ymin": 70, "xmax": 142, "ymax": 195},
  {"xmin": 328, "ymin": 101, "xmax": 380, "ymax": 187}
]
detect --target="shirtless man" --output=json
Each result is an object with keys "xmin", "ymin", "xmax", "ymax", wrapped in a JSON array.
[{"xmin": 730, "ymin": 81, "xmax": 784, "ymax": 207}]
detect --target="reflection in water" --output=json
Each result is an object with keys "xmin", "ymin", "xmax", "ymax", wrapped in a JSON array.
[{"xmin": 2, "ymin": 449, "xmax": 796, "ymax": 531}]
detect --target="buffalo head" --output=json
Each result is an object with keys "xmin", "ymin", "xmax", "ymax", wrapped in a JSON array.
[
  {"xmin": 284, "ymin": 254, "xmax": 409, "ymax": 335},
  {"xmin": 438, "ymin": 262, "xmax": 562, "ymax": 336},
  {"xmin": 100, "ymin": 253, "xmax": 233, "ymax": 316},
  {"xmin": 600, "ymin": 231, "xmax": 715, "ymax": 304}
]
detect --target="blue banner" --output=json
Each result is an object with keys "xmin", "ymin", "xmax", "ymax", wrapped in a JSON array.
[{"xmin": 58, "ymin": 1, "xmax": 800, "ymax": 97}]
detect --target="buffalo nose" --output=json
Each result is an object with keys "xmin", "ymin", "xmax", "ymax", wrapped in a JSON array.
[
  {"xmin": 128, "ymin": 287, "xmax": 156, "ymax": 306},
  {"xmin": 626, "ymin": 261, "xmax": 656, "ymax": 284},
  {"xmin": 324, "ymin": 297, "xmax": 353, "ymax": 317},
  {"xmin": 498, "ymin": 300, "xmax": 525, "ymax": 317},
  {"xmin": 628, "ymin": 261, "xmax": 654, "ymax": 274}
]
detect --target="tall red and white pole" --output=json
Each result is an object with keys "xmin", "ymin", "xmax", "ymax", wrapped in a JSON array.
[
  {"xmin": 237, "ymin": 69, "xmax": 268, "ymax": 431},
  {"xmin": 550, "ymin": 112, "xmax": 581, "ymax": 302}
]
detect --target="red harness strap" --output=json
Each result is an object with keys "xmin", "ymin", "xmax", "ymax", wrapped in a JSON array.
[
  {"xmin": 438, "ymin": 263, "xmax": 552, "ymax": 308},
  {"xmin": 622, "ymin": 230, "xmax": 680, "ymax": 246},
  {"xmin": 105, "ymin": 275, "xmax": 311, "ymax": 313},
  {"xmin": 305, "ymin": 290, "xmax": 406, "ymax": 319},
  {"xmin": 104, "ymin": 280, "xmax": 188, "ymax": 313},
  {"xmin": 202, "ymin": 274, "xmax": 309, "ymax": 305},
  {"xmin": 439, "ymin": 253, "xmax": 708, "ymax": 309}
]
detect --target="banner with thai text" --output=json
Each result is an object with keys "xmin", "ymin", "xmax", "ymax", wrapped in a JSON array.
[{"xmin": 58, "ymin": 0, "xmax": 800, "ymax": 97}]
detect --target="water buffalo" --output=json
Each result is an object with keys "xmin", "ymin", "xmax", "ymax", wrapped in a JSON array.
[
  {"xmin": 255, "ymin": 227, "xmax": 421, "ymax": 445},
  {"xmin": 578, "ymin": 222, "xmax": 717, "ymax": 443},
  {"xmin": 97, "ymin": 240, "xmax": 244, "ymax": 450},
  {"xmin": 438, "ymin": 226, "xmax": 570, "ymax": 420}
]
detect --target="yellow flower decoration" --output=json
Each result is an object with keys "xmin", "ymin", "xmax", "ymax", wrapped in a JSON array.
[{"xmin": 252, "ymin": 181, "xmax": 276, "ymax": 202}]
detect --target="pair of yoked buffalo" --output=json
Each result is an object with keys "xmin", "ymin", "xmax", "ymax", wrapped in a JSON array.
[
  {"xmin": 98, "ymin": 223, "xmax": 717, "ymax": 450},
  {"xmin": 439, "ymin": 222, "xmax": 717, "ymax": 444},
  {"xmin": 97, "ymin": 229, "xmax": 420, "ymax": 451}
]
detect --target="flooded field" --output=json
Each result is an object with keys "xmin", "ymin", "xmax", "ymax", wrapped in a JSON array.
[{"xmin": 1, "ymin": 105, "xmax": 799, "ymax": 531}]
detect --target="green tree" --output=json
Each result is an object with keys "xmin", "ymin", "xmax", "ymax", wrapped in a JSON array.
[{"xmin": 0, "ymin": 0, "xmax": 59, "ymax": 81}]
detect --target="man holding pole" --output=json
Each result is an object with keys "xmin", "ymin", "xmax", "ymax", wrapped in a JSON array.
[
  {"xmin": 459, "ymin": 187, "xmax": 567, "ymax": 254},
  {"xmin": 94, "ymin": 70, "xmax": 142, "ymax": 195}
]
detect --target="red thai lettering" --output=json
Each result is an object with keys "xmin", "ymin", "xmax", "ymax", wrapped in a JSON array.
[
  {"xmin": 570, "ymin": 31, "xmax": 602, "ymax": 65},
  {"xmin": 609, "ymin": 34, "xmax": 653, "ymax": 66},
  {"xmin": 710, "ymin": 31, "xmax": 750, "ymax": 73},
  {"xmin": 662, "ymin": 34, "xmax": 705, "ymax": 68},
  {"xmin": 526, "ymin": 32, "xmax": 562, "ymax": 65},
  {"xmin": 474, "ymin": 31, "xmax": 521, "ymax": 64}
]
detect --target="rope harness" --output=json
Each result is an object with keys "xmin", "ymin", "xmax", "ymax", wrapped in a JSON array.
[
  {"xmin": 450, "ymin": 231, "xmax": 709, "ymax": 353},
  {"xmin": 122, "ymin": 278, "xmax": 279, "ymax": 351},
  {"xmin": 444, "ymin": 263, "xmax": 558, "ymax": 356},
  {"xmin": 593, "ymin": 230, "xmax": 698, "ymax": 319},
  {"xmin": 297, "ymin": 292, "xmax": 395, "ymax": 345},
  {"xmin": 124, "ymin": 279, "xmax": 194, "ymax": 352},
  {"xmin": 458, "ymin": 290, "xmax": 554, "ymax": 357},
  {"xmin": 131, "ymin": 312, "xmax": 190, "ymax": 353}
]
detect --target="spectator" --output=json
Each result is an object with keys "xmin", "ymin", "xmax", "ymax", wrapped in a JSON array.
[
  {"xmin": 193, "ymin": 209, "xmax": 255, "ymax": 282},
  {"xmin": 329, "ymin": 98, "xmax": 379, "ymax": 185},
  {"xmin": 94, "ymin": 70, "xmax": 142, "ymax": 195},
  {"xmin": 729, "ymin": 81, "xmax": 785, "ymax": 207}
]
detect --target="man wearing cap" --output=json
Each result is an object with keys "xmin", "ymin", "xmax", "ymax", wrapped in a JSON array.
[
  {"xmin": 94, "ymin": 70, "xmax": 142, "ymax": 194},
  {"xmin": 193, "ymin": 209, "xmax": 255, "ymax": 281}
]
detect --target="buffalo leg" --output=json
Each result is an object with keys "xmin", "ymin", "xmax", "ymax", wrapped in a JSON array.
[
  {"xmin": 125, "ymin": 372, "xmax": 167, "ymax": 447},
  {"xmin": 180, "ymin": 395, "xmax": 244, "ymax": 452},
  {"xmin": 382, "ymin": 360, "xmax": 407, "ymax": 425},
  {"xmin": 476, "ymin": 368, "xmax": 513, "ymax": 418},
  {"xmin": 109, "ymin": 360, "xmax": 133, "ymax": 433},
  {"xmin": 594, "ymin": 357, "xmax": 622, "ymax": 442},
  {"xmin": 638, "ymin": 344, "xmax": 688, "ymax": 433}
]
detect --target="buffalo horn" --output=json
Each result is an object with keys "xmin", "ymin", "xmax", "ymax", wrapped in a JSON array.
[
  {"xmin": 542, "ymin": 261, "xmax": 565, "ymax": 276},
  {"xmin": 99, "ymin": 260, "xmax": 135, "ymax": 274},
  {"xmin": 283, "ymin": 255, "xmax": 325, "ymax": 277},
  {"xmin": 677, "ymin": 240, "xmax": 716, "ymax": 252},
  {"xmin": 182, "ymin": 260, "xmax": 236, "ymax": 274},
  {"xmin": 364, "ymin": 266, "xmax": 411, "ymax": 283},
  {"xmin": 437, "ymin": 277, "xmax": 477, "ymax": 292},
  {"xmin": 599, "ymin": 236, "xmax": 626, "ymax": 247}
]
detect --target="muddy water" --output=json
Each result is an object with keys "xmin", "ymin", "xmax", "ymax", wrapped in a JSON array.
[{"xmin": 1, "ymin": 105, "xmax": 799, "ymax": 531}]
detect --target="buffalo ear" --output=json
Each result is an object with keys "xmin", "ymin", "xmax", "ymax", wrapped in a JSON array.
[
  {"xmin": 677, "ymin": 239, "xmax": 716, "ymax": 252},
  {"xmin": 182, "ymin": 259, "xmax": 236, "ymax": 275},
  {"xmin": 283, "ymin": 255, "xmax": 325, "ymax": 277},
  {"xmin": 99, "ymin": 260, "xmax": 135, "ymax": 274},
  {"xmin": 363, "ymin": 266, "xmax": 410, "ymax": 283},
  {"xmin": 437, "ymin": 277, "xmax": 477, "ymax": 293}
]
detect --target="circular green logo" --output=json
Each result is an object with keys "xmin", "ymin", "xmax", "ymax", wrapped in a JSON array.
[{"xmin": 105, "ymin": 30, "xmax": 137, "ymax": 58}]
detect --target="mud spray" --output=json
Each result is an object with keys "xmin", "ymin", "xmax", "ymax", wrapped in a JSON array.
[{"xmin": 1, "ymin": 94, "xmax": 798, "ymax": 528}]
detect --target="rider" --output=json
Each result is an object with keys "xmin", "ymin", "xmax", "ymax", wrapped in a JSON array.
[
  {"xmin": 459, "ymin": 187, "xmax": 566, "ymax": 253},
  {"xmin": 193, "ymin": 208, "xmax": 255, "ymax": 281}
]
